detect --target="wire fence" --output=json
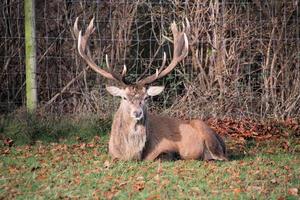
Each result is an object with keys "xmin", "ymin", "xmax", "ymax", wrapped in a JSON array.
[{"xmin": 1, "ymin": 0, "xmax": 300, "ymax": 120}]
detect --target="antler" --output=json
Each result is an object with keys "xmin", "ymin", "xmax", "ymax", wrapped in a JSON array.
[
  {"xmin": 137, "ymin": 18, "xmax": 189, "ymax": 85},
  {"xmin": 73, "ymin": 17, "xmax": 127, "ymax": 84}
]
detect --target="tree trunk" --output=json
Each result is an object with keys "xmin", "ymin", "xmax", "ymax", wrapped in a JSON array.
[{"xmin": 24, "ymin": 0, "xmax": 37, "ymax": 112}]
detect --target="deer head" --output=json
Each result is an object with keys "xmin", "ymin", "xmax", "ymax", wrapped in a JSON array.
[
  {"xmin": 106, "ymin": 85, "xmax": 164, "ymax": 120},
  {"xmin": 73, "ymin": 17, "xmax": 189, "ymax": 120}
]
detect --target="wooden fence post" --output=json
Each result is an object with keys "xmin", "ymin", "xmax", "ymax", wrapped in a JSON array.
[{"xmin": 24, "ymin": 0, "xmax": 37, "ymax": 112}]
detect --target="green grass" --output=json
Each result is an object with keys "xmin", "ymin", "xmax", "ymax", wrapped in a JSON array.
[
  {"xmin": 0, "ymin": 113, "xmax": 111, "ymax": 145},
  {"xmin": 0, "ymin": 115, "xmax": 299, "ymax": 199}
]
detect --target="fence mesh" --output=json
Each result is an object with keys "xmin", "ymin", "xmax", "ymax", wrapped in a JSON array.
[{"xmin": 1, "ymin": 0, "xmax": 300, "ymax": 120}]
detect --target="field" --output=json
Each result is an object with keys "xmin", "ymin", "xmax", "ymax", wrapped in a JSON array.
[
  {"xmin": 0, "ymin": 116, "xmax": 299, "ymax": 199},
  {"xmin": 1, "ymin": 1, "xmax": 300, "ymax": 199}
]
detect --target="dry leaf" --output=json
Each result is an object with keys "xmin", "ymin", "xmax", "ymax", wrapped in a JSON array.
[
  {"xmin": 4, "ymin": 138, "xmax": 14, "ymax": 147},
  {"xmin": 133, "ymin": 181, "xmax": 145, "ymax": 191},
  {"xmin": 104, "ymin": 160, "xmax": 110, "ymax": 169},
  {"xmin": 80, "ymin": 143, "xmax": 86, "ymax": 149},
  {"xmin": 146, "ymin": 194, "xmax": 161, "ymax": 200},
  {"xmin": 233, "ymin": 188, "xmax": 241, "ymax": 194},
  {"xmin": 247, "ymin": 186, "xmax": 262, "ymax": 192},
  {"xmin": 3, "ymin": 148, "xmax": 10, "ymax": 154},
  {"xmin": 270, "ymin": 178, "xmax": 277, "ymax": 184},
  {"xmin": 190, "ymin": 187, "xmax": 201, "ymax": 194},
  {"xmin": 8, "ymin": 166, "xmax": 18, "ymax": 174},
  {"xmin": 136, "ymin": 176, "xmax": 144, "ymax": 181},
  {"xmin": 288, "ymin": 188, "xmax": 298, "ymax": 196},
  {"xmin": 87, "ymin": 143, "xmax": 95, "ymax": 148},
  {"xmin": 36, "ymin": 173, "xmax": 47, "ymax": 180}
]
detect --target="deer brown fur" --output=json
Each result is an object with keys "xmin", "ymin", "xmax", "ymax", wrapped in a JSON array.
[
  {"xmin": 108, "ymin": 86, "xmax": 148, "ymax": 160},
  {"xmin": 74, "ymin": 17, "xmax": 227, "ymax": 161},
  {"xmin": 106, "ymin": 85, "xmax": 227, "ymax": 161},
  {"xmin": 145, "ymin": 115, "xmax": 227, "ymax": 160}
]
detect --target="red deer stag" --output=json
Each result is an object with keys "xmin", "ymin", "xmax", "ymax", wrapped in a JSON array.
[{"xmin": 74, "ymin": 17, "xmax": 227, "ymax": 161}]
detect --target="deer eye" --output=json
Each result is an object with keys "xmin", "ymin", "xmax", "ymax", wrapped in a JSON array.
[{"xmin": 122, "ymin": 96, "xmax": 128, "ymax": 101}]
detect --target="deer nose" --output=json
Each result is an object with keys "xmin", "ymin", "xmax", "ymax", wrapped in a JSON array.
[{"xmin": 133, "ymin": 110, "xmax": 143, "ymax": 120}]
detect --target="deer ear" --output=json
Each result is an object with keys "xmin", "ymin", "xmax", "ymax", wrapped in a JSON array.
[
  {"xmin": 106, "ymin": 86, "xmax": 125, "ymax": 97},
  {"xmin": 147, "ymin": 86, "xmax": 165, "ymax": 96}
]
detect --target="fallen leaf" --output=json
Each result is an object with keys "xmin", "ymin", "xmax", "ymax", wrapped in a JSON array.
[
  {"xmin": 73, "ymin": 177, "xmax": 81, "ymax": 185},
  {"xmin": 36, "ymin": 173, "xmax": 48, "ymax": 180},
  {"xmin": 233, "ymin": 188, "xmax": 241, "ymax": 194},
  {"xmin": 80, "ymin": 143, "xmax": 86, "ymax": 149},
  {"xmin": 153, "ymin": 174, "xmax": 160, "ymax": 182},
  {"xmin": 146, "ymin": 194, "xmax": 161, "ymax": 200},
  {"xmin": 133, "ymin": 181, "xmax": 145, "ymax": 191},
  {"xmin": 190, "ymin": 187, "xmax": 201, "ymax": 194},
  {"xmin": 3, "ymin": 148, "xmax": 10, "ymax": 154},
  {"xmin": 282, "ymin": 141, "xmax": 290, "ymax": 150},
  {"xmin": 3, "ymin": 138, "xmax": 14, "ymax": 147},
  {"xmin": 118, "ymin": 182, "xmax": 128, "ymax": 188},
  {"xmin": 288, "ymin": 188, "xmax": 298, "ymax": 196},
  {"xmin": 104, "ymin": 160, "xmax": 110, "ymax": 169},
  {"xmin": 8, "ymin": 166, "xmax": 18, "ymax": 174},
  {"xmin": 93, "ymin": 136, "xmax": 101, "ymax": 142},
  {"xmin": 104, "ymin": 190, "xmax": 117, "ymax": 200},
  {"xmin": 136, "ymin": 176, "xmax": 144, "ymax": 181},
  {"xmin": 87, "ymin": 143, "xmax": 95, "ymax": 148},
  {"xmin": 247, "ymin": 186, "xmax": 262, "ymax": 192},
  {"xmin": 270, "ymin": 178, "xmax": 277, "ymax": 184}
]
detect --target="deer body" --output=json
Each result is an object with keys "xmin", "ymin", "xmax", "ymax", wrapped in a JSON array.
[
  {"xmin": 109, "ymin": 106, "xmax": 227, "ymax": 161},
  {"xmin": 74, "ymin": 17, "xmax": 227, "ymax": 161},
  {"xmin": 145, "ymin": 115, "xmax": 227, "ymax": 160}
]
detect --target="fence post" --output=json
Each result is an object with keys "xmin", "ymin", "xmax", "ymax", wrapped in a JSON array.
[{"xmin": 24, "ymin": 0, "xmax": 37, "ymax": 112}]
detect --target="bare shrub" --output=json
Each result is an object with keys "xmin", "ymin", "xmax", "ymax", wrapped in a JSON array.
[{"xmin": 1, "ymin": 0, "xmax": 300, "ymax": 120}]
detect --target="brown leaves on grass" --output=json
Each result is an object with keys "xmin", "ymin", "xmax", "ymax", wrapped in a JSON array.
[
  {"xmin": 36, "ymin": 168, "xmax": 49, "ymax": 181},
  {"xmin": 288, "ymin": 188, "xmax": 298, "ymax": 196},
  {"xmin": 2, "ymin": 148, "xmax": 10, "ymax": 154},
  {"xmin": 133, "ymin": 180, "xmax": 145, "ymax": 192},
  {"xmin": 3, "ymin": 138, "xmax": 14, "ymax": 147},
  {"xmin": 207, "ymin": 118, "xmax": 300, "ymax": 140}
]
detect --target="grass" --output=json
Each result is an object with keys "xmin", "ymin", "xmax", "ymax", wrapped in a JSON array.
[
  {"xmin": 0, "ymin": 113, "xmax": 111, "ymax": 145},
  {"xmin": 0, "ymin": 114, "xmax": 299, "ymax": 199}
]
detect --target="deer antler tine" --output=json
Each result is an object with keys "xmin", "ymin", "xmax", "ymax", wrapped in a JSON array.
[
  {"xmin": 171, "ymin": 21, "xmax": 179, "ymax": 37},
  {"xmin": 155, "ymin": 69, "xmax": 159, "ymax": 78},
  {"xmin": 185, "ymin": 18, "xmax": 190, "ymax": 33},
  {"xmin": 122, "ymin": 65, "xmax": 127, "ymax": 77},
  {"xmin": 74, "ymin": 17, "xmax": 80, "ymax": 38},
  {"xmin": 154, "ymin": 52, "xmax": 167, "ymax": 78},
  {"xmin": 137, "ymin": 20, "xmax": 189, "ymax": 85},
  {"xmin": 105, "ymin": 54, "xmax": 111, "ymax": 70},
  {"xmin": 77, "ymin": 30, "xmax": 83, "ymax": 55},
  {"xmin": 162, "ymin": 51, "xmax": 167, "ymax": 65},
  {"xmin": 183, "ymin": 33, "xmax": 189, "ymax": 57},
  {"xmin": 74, "ymin": 16, "xmax": 126, "ymax": 84},
  {"xmin": 88, "ymin": 17, "xmax": 95, "ymax": 29},
  {"xmin": 86, "ymin": 17, "xmax": 96, "ymax": 35},
  {"xmin": 159, "ymin": 52, "xmax": 167, "ymax": 73}
]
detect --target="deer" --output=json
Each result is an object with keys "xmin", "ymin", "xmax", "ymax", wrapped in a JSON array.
[{"xmin": 73, "ymin": 17, "xmax": 227, "ymax": 161}]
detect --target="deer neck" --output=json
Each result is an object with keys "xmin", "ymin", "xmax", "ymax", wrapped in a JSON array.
[
  {"xmin": 117, "ymin": 102, "xmax": 147, "ymax": 133},
  {"xmin": 110, "ymin": 102, "xmax": 148, "ymax": 160}
]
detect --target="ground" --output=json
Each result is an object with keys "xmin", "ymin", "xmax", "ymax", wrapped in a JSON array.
[{"xmin": 0, "ymin": 117, "xmax": 299, "ymax": 199}]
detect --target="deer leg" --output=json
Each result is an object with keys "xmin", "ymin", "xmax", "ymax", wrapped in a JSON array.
[
  {"xmin": 143, "ymin": 140, "xmax": 178, "ymax": 161},
  {"xmin": 203, "ymin": 139, "xmax": 228, "ymax": 161},
  {"xmin": 143, "ymin": 148, "xmax": 163, "ymax": 161},
  {"xmin": 179, "ymin": 144, "xmax": 204, "ymax": 160}
]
